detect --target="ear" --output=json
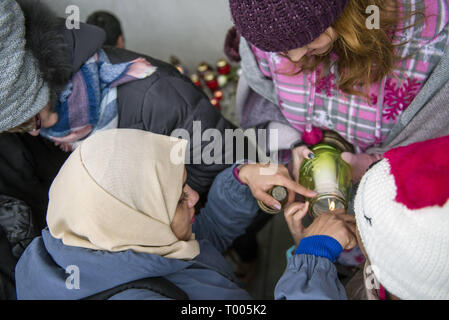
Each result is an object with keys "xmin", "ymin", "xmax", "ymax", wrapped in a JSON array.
[{"xmin": 116, "ymin": 35, "xmax": 125, "ymax": 49}]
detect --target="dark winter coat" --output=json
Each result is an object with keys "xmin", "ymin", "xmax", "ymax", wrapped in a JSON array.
[
  {"xmin": 0, "ymin": 0, "xmax": 244, "ymax": 298},
  {"xmin": 0, "ymin": 195, "xmax": 39, "ymax": 300}
]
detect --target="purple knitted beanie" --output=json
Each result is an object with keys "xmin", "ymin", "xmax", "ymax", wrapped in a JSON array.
[{"xmin": 229, "ymin": 0, "xmax": 350, "ymax": 52}]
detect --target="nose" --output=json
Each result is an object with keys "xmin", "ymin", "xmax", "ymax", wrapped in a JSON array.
[
  {"xmin": 28, "ymin": 129, "xmax": 40, "ymax": 136},
  {"xmin": 185, "ymin": 185, "xmax": 199, "ymax": 209}
]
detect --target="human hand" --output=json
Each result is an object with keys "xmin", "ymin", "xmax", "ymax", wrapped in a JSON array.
[
  {"xmin": 284, "ymin": 201, "xmax": 310, "ymax": 246},
  {"xmin": 302, "ymin": 210, "xmax": 358, "ymax": 250},
  {"xmin": 238, "ymin": 163, "xmax": 317, "ymax": 211},
  {"xmin": 291, "ymin": 145, "xmax": 315, "ymax": 182},
  {"xmin": 341, "ymin": 152, "xmax": 383, "ymax": 183}
]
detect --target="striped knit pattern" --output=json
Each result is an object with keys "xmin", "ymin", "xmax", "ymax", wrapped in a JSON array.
[
  {"xmin": 40, "ymin": 49, "xmax": 157, "ymax": 151},
  {"xmin": 251, "ymin": 0, "xmax": 449, "ymax": 152}
]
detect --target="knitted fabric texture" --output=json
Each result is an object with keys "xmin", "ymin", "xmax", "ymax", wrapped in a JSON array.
[
  {"xmin": 229, "ymin": 0, "xmax": 349, "ymax": 52},
  {"xmin": 354, "ymin": 135, "xmax": 449, "ymax": 299},
  {"xmin": 39, "ymin": 49, "xmax": 157, "ymax": 152},
  {"xmin": 0, "ymin": 0, "xmax": 49, "ymax": 132}
]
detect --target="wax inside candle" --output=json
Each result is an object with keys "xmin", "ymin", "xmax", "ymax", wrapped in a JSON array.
[{"xmin": 313, "ymin": 152, "xmax": 338, "ymax": 194}]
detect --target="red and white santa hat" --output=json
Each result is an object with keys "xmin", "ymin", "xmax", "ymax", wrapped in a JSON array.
[{"xmin": 355, "ymin": 135, "xmax": 449, "ymax": 300}]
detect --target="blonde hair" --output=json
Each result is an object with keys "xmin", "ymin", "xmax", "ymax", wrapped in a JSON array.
[
  {"xmin": 5, "ymin": 117, "xmax": 36, "ymax": 134},
  {"xmin": 282, "ymin": 0, "xmax": 425, "ymax": 100}
]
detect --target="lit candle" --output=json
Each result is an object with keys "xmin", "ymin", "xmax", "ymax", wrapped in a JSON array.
[
  {"xmin": 217, "ymin": 58, "xmax": 231, "ymax": 75},
  {"xmin": 213, "ymin": 90, "xmax": 223, "ymax": 101},
  {"xmin": 328, "ymin": 199, "xmax": 336, "ymax": 211},
  {"xmin": 210, "ymin": 98, "xmax": 221, "ymax": 111},
  {"xmin": 197, "ymin": 62, "xmax": 212, "ymax": 78},
  {"xmin": 299, "ymin": 143, "xmax": 352, "ymax": 217},
  {"xmin": 190, "ymin": 74, "xmax": 201, "ymax": 87},
  {"xmin": 204, "ymin": 71, "xmax": 219, "ymax": 92}
]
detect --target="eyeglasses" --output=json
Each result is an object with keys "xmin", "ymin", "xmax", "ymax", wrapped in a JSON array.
[
  {"xmin": 5, "ymin": 113, "xmax": 41, "ymax": 134},
  {"xmin": 34, "ymin": 114, "xmax": 41, "ymax": 131}
]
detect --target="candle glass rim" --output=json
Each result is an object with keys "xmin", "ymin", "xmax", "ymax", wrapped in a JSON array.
[
  {"xmin": 257, "ymin": 199, "xmax": 282, "ymax": 215},
  {"xmin": 309, "ymin": 193, "xmax": 347, "ymax": 218}
]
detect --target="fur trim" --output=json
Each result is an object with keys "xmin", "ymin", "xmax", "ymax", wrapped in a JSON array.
[{"xmin": 16, "ymin": 0, "xmax": 72, "ymax": 100}]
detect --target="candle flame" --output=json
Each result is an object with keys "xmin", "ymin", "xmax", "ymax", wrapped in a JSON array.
[{"xmin": 329, "ymin": 200, "xmax": 336, "ymax": 212}]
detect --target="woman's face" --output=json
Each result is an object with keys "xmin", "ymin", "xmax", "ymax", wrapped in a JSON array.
[
  {"xmin": 285, "ymin": 27, "xmax": 337, "ymax": 62},
  {"xmin": 170, "ymin": 169, "xmax": 199, "ymax": 241}
]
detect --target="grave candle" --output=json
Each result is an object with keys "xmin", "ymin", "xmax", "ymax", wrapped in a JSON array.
[{"xmin": 299, "ymin": 144, "xmax": 352, "ymax": 217}]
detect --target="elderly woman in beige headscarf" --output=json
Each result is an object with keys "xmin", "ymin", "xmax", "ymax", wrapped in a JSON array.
[{"xmin": 15, "ymin": 128, "xmax": 314, "ymax": 299}]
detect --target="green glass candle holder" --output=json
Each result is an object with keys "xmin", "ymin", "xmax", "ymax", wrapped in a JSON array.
[{"xmin": 299, "ymin": 144, "xmax": 353, "ymax": 218}]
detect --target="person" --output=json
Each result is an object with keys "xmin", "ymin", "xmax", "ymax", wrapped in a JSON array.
[
  {"xmin": 227, "ymin": 0, "xmax": 449, "ymax": 271},
  {"xmin": 1, "ymin": 0, "xmax": 304, "ymax": 290},
  {"xmin": 14, "ymin": 129, "xmax": 313, "ymax": 299},
  {"xmin": 86, "ymin": 11, "xmax": 125, "ymax": 49},
  {"xmin": 0, "ymin": 0, "xmax": 251, "ymax": 230},
  {"xmin": 230, "ymin": 0, "xmax": 449, "ymax": 182},
  {"xmin": 276, "ymin": 134, "xmax": 449, "ymax": 300}
]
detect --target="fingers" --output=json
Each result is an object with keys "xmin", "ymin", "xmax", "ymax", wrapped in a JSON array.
[
  {"xmin": 291, "ymin": 146, "xmax": 313, "ymax": 180},
  {"xmin": 334, "ymin": 212, "xmax": 356, "ymax": 223},
  {"xmin": 255, "ymin": 190, "xmax": 282, "ymax": 211},
  {"xmin": 284, "ymin": 201, "xmax": 309, "ymax": 220},
  {"xmin": 335, "ymin": 215, "xmax": 358, "ymax": 250},
  {"xmin": 292, "ymin": 145, "xmax": 314, "ymax": 159},
  {"xmin": 341, "ymin": 152, "xmax": 354, "ymax": 165},
  {"xmin": 284, "ymin": 202, "xmax": 309, "ymax": 246},
  {"xmin": 344, "ymin": 228, "xmax": 358, "ymax": 250},
  {"xmin": 276, "ymin": 175, "xmax": 317, "ymax": 198},
  {"xmin": 301, "ymin": 147, "xmax": 314, "ymax": 160},
  {"xmin": 302, "ymin": 211, "xmax": 358, "ymax": 250},
  {"xmin": 271, "ymin": 165, "xmax": 317, "ymax": 199},
  {"xmin": 345, "ymin": 220, "xmax": 357, "ymax": 237}
]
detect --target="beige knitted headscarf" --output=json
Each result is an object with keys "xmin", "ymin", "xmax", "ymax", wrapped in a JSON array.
[{"xmin": 46, "ymin": 129, "xmax": 200, "ymax": 260}]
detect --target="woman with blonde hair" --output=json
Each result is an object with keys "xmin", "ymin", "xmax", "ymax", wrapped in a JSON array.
[
  {"xmin": 231, "ymin": 0, "xmax": 449, "ymax": 180},
  {"xmin": 228, "ymin": 0, "xmax": 449, "ymax": 268}
]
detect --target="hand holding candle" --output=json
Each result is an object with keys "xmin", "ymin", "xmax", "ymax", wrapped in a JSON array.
[
  {"xmin": 291, "ymin": 144, "xmax": 315, "ymax": 182},
  {"xmin": 299, "ymin": 144, "xmax": 352, "ymax": 217},
  {"xmin": 238, "ymin": 163, "xmax": 317, "ymax": 212}
]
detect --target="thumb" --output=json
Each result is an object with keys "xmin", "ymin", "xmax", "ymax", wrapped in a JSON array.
[{"xmin": 341, "ymin": 152, "xmax": 356, "ymax": 166}]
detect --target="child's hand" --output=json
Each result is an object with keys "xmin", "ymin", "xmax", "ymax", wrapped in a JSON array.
[
  {"xmin": 303, "ymin": 210, "xmax": 358, "ymax": 250},
  {"xmin": 238, "ymin": 163, "xmax": 317, "ymax": 211},
  {"xmin": 284, "ymin": 202, "xmax": 310, "ymax": 246},
  {"xmin": 284, "ymin": 203, "xmax": 357, "ymax": 250},
  {"xmin": 291, "ymin": 145, "xmax": 315, "ymax": 182}
]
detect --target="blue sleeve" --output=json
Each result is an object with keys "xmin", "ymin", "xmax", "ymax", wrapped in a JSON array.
[
  {"xmin": 192, "ymin": 165, "xmax": 259, "ymax": 253},
  {"xmin": 295, "ymin": 235, "xmax": 343, "ymax": 262},
  {"xmin": 274, "ymin": 236, "xmax": 347, "ymax": 300}
]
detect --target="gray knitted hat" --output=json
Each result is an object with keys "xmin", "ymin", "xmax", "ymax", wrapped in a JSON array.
[{"xmin": 0, "ymin": 0, "xmax": 49, "ymax": 132}]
